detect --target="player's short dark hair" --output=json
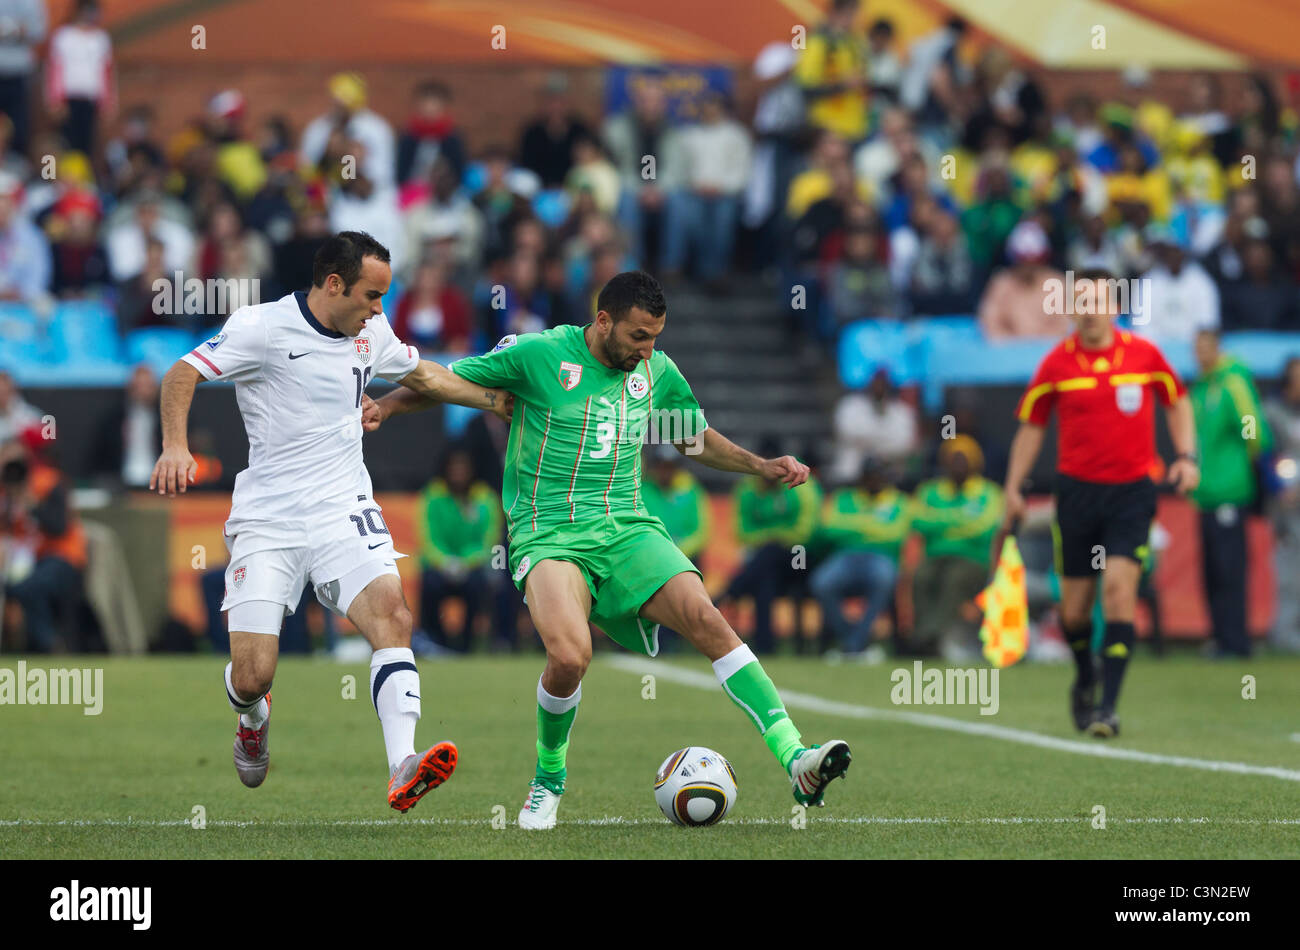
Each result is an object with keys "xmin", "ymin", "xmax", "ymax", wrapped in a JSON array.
[
  {"xmin": 597, "ymin": 271, "xmax": 666, "ymax": 322},
  {"xmin": 312, "ymin": 231, "xmax": 391, "ymax": 293}
]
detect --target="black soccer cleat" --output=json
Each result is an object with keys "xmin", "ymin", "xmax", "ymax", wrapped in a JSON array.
[
  {"xmin": 1086, "ymin": 707, "xmax": 1120, "ymax": 739},
  {"xmin": 1070, "ymin": 681, "xmax": 1096, "ymax": 732}
]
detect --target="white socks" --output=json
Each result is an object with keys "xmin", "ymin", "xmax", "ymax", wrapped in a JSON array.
[
  {"xmin": 224, "ymin": 662, "xmax": 269, "ymax": 729},
  {"xmin": 370, "ymin": 647, "xmax": 422, "ymax": 774}
]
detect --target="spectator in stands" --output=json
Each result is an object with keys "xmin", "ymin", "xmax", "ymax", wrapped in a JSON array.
[
  {"xmin": 0, "ymin": 0, "xmax": 45, "ymax": 155},
  {"xmin": 269, "ymin": 203, "xmax": 331, "ymax": 296},
  {"xmin": 811, "ymin": 457, "xmax": 908, "ymax": 660},
  {"xmin": 114, "ymin": 235, "xmax": 171, "ymax": 333},
  {"xmin": 105, "ymin": 191, "xmax": 194, "ymax": 284},
  {"xmin": 564, "ymin": 133, "xmax": 621, "ymax": 217},
  {"xmin": 882, "ymin": 150, "xmax": 959, "ymax": 234},
  {"xmin": 1204, "ymin": 187, "xmax": 1260, "ymax": 286},
  {"xmin": 1220, "ymin": 236, "xmax": 1296, "ymax": 331},
  {"xmin": 0, "ymin": 434, "xmax": 86, "ymax": 652},
  {"xmin": 472, "ymin": 145, "xmax": 531, "ymax": 263},
  {"xmin": 854, "ymin": 108, "xmax": 939, "ymax": 208},
  {"xmin": 742, "ymin": 43, "xmax": 803, "ymax": 270},
  {"xmin": 717, "ymin": 436, "xmax": 822, "ymax": 654},
  {"xmin": 0, "ymin": 170, "xmax": 48, "ymax": 303},
  {"xmin": 1259, "ymin": 156, "xmax": 1300, "ymax": 278},
  {"xmin": 1132, "ymin": 224, "xmax": 1220, "ymax": 342},
  {"xmin": 641, "ymin": 443, "xmax": 711, "ymax": 565},
  {"xmin": 480, "ymin": 248, "xmax": 550, "ymax": 340},
  {"xmin": 415, "ymin": 446, "xmax": 507, "ymax": 653},
  {"xmin": 201, "ymin": 89, "xmax": 267, "ymax": 204},
  {"xmin": 663, "ymin": 93, "xmax": 751, "ymax": 287},
  {"xmin": 0, "ymin": 371, "xmax": 38, "ymax": 442},
  {"xmin": 47, "ymin": 189, "xmax": 110, "ymax": 298},
  {"xmin": 908, "ymin": 435, "xmax": 1002, "ymax": 659},
  {"xmin": 794, "ymin": 0, "xmax": 869, "ymax": 145},
  {"xmin": 1067, "ymin": 212, "xmax": 1123, "ymax": 276},
  {"xmin": 328, "ymin": 139, "xmax": 405, "ymax": 275},
  {"xmin": 300, "ymin": 71, "xmax": 395, "ymax": 190},
  {"xmin": 104, "ymin": 105, "xmax": 165, "ymax": 197},
  {"xmin": 0, "ymin": 113, "xmax": 29, "ymax": 180},
  {"xmin": 909, "ymin": 207, "xmax": 976, "ymax": 315},
  {"xmin": 518, "ymin": 72, "xmax": 592, "ymax": 189},
  {"xmin": 403, "ymin": 154, "xmax": 484, "ymax": 279},
  {"xmin": 191, "ymin": 200, "xmax": 270, "ymax": 286},
  {"xmin": 44, "ymin": 0, "xmax": 113, "ymax": 158},
  {"xmin": 1265, "ymin": 357, "xmax": 1300, "ymax": 653},
  {"xmin": 978, "ymin": 219, "xmax": 1070, "ymax": 340},
  {"xmin": 396, "ymin": 80, "xmax": 466, "ymax": 188},
  {"xmin": 962, "ymin": 47, "xmax": 1047, "ymax": 150},
  {"xmin": 961, "ymin": 162, "xmax": 1021, "ymax": 277},
  {"xmin": 1191, "ymin": 330, "xmax": 1270, "ymax": 658},
  {"xmin": 865, "ymin": 18, "xmax": 902, "ymax": 107},
  {"xmin": 88, "ymin": 363, "xmax": 160, "ymax": 489},
  {"xmin": 391, "ymin": 258, "xmax": 471, "ymax": 353},
  {"xmin": 786, "ymin": 131, "xmax": 856, "ymax": 222},
  {"xmin": 604, "ymin": 74, "xmax": 684, "ymax": 270},
  {"xmin": 898, "ymin": 16, "xmax": 968, "ymax": 146},
  {"xmin": 826, "ymin": 223, "xmax": 895, "ymax": 330},
  {"xmin": 829, "ymin": 367, "xmax": 918, "ymax": 484}
]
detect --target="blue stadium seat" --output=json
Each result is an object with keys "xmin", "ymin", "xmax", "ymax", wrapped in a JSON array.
[
  {"xmin": 0, "ymin": 304, "xmax": 49, "ymax": 381},
  {"xmin": 837, "ymin": 319, "xmax": 913, "ymax": 388},
  {"xmin": 45, "ymin": 302, "xmax": 121, "ymax": 367},
  {"xmin": 125, "ymin": 328, "xmax": 205, "ymax": 378}
]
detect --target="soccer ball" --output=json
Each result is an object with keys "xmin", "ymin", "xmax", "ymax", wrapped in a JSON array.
[{"xmin": 653, "ymin": 747, "xmax": 738, "ymax": 826}]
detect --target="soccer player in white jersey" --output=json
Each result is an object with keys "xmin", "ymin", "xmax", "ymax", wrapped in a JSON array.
[{"xmin": 150, "ymin": 231, "xmax": 510, "ymax": 813}]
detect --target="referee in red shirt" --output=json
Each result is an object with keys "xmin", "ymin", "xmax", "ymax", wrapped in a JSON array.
[{"xmin": 1002, "ymin": 270, "xmax": 1199, "ymax": 738}]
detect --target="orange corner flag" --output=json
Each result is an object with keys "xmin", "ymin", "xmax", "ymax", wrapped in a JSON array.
[{"xmin": 977, "ymin": 536, "xmax": 1029, "ymax": 669}]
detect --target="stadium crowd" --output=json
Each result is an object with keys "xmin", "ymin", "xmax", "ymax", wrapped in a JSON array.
[{"xmin": 1, "ymin": 0, "xmax": 1300, "ymax": 657}]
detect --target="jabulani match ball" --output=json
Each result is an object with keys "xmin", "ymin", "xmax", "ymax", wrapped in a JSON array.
[{"xmin": 653, "ymin": 747, "xmax": 738, "ymax": 826}]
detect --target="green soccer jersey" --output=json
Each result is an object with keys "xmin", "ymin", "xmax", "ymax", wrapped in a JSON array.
[{"xmin": 450, "ymin": 324, "xmax": 708, "ymax": 541}]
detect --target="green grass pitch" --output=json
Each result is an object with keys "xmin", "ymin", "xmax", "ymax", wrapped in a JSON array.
[{"xmin": 2, "ymin": 652, "xmax": 1298, "ymax": 859}]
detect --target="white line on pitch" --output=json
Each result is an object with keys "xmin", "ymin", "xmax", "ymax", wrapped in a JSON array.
[
  {"xmin": 2, "ymin": 817, "xmax": 1298, "ymax": 828},
  {"xmin": 606, "ymin": 656, "xmax": 1300, "ymax": 784}
]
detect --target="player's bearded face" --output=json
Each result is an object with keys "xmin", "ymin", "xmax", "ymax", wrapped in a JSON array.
[{"xmin": 606, "ymin": 311, "xmax": 663, "ymax": 370}]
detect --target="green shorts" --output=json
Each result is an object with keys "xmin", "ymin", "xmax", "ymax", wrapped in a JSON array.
[{"xmin": 509, "ymin": 513, "xmax": 699, "ymax": 657}]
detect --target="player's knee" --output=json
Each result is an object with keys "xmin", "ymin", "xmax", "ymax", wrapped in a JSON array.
[
  {"xmin": 1059, "ymin": 604, "xmax": 1091, "ymax": 631},
  {"xmin": 374, "ymin": 603, "xmax": 413, "ymax": 648},
  {"xmin": 232, "ymin": 662, "xmax": 274, "ymax": 700},
  {"xmin": 549, "ymin": 643, "xmax": 591, "ymax": 683},
  {"xmin": 684, "ymin": 597, "xmax": 726, "ymax": 636}
]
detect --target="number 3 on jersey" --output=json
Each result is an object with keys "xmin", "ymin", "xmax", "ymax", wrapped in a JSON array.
[{"xmin": 589, "ymin": 421, "xmax": 616, "ymax": 459}]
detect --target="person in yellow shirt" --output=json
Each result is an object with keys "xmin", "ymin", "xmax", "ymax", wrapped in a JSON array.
[{"xmin": 794, "ymin": 0, "xmax": 870, "ymax": 144}]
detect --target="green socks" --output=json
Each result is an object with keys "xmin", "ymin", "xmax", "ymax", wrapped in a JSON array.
[
  {"xmin": 535, "ymin": 677, "xmax": 581, "ymax": 790},
  {"xmin": 712, "ymin": 644, "xmax": 803, "ymax": 772}
]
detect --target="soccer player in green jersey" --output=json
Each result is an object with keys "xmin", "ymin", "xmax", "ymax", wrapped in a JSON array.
[{"xmin": 368, "ymin": 272, "xmax": 850, "ymax": 828}]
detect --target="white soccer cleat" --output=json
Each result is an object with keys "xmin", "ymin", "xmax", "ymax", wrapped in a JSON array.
[
  {"xmin": 790, "ymin": 739, "xmax": 852, "ymax": 807},
  {"xmin": 232, "ymin": 693, "xmax": 271, "ymax": 788},
  {"xmin": 518, "ymin": 779, "xmax": 562, "ymax": 830}
]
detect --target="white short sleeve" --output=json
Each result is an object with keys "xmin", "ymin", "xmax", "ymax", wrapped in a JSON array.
[
  {"xmin": 182, "ymin": 308, "xmax": 267, "ymax": 382},
  {"xmin": 369, "ymin": 315, "xmax": 420, "ymax": 382}
]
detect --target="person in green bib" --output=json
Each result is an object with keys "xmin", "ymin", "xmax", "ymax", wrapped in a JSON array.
[
  {"xmin": 415, "ymin": 445, "xmax": 509, "ymax": 654},
  {"xmin": 718, "ymin": 435, "xmax": 823, "ymax": 654},
  {"xmin": 909, "ymin": 435, "xmax": 1003, "ymax": 659},
  {"xmin": 640, "ymin": 442, "xmax": 712, "ymax": 564},
  {"xmin": 810, "ymin": 457, "xmax": 909, "ymax": 659},
  {"xmin": 369, "ymin": 271, "xmax": 850, "ymax": 829}
]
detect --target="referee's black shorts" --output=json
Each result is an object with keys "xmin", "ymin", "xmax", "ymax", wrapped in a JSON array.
[{"xmin": 1053, "ymin": 473, "xmax": 1156, "ymax": 577}]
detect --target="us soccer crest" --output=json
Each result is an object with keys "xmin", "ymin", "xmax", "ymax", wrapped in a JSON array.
[
  {"xmin": 354, "ymin": 337, "xmax": 372, "ymax": 365},
  {"xmin": 232, "ymin": 566, "xmax": 246, "ymax": 590},
  {"xmin": 627, "ymin": 372, "xmax": 648, "ymax": 400},
  {"xmin": 558, "ymin": 361, "xmax": 583, "ymax": 391}
]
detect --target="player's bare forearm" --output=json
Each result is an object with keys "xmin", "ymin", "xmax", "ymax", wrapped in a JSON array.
[
  {"xmin": 395, "ymin": 360, "xmax": 511, "ymax": 421},
  {"xmin": 151, "ymin": 360, "xmax": 202, "ymax": 495},
  {"xmin": 679, "ymin": 428, "xmax": 809, "ymax": 488},
  {"xmin": 159, "ymin": 360, "xmax": 201, "ymax": 450}
]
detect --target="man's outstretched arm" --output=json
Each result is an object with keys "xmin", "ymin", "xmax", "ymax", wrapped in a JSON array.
[
  {"xmin": 150, "ymin": 360, "xmax": 203, "ymax": 495},
  {"xmin": 676, "ymin": 427, "xmax": 809, "ymax": 488},
  {"xmin": 364, "ymin": 360, "xmax": 511, "ymax": 431}
]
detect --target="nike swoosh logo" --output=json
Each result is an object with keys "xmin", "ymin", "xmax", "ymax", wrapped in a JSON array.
[
  {"xmin": 289, "ymin": 352, "xmax": 309, "ymax": 360},
  {"xmin": 405, "ymin": 691, "xmax": 420, "ymax": 700},
  {"xmin": 368, "ymin": 542, "xmax": 387, "ymax": 550}
]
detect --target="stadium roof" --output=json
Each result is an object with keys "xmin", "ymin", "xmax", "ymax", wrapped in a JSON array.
[{"xmin": 60, "ymin": 0, "xmax": 1295, "ymax": 68}]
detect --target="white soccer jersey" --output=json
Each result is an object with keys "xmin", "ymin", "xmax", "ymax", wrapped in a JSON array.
[{"xmin": 182, "ymin": 291, "xmax": 419, "ymax": 552}]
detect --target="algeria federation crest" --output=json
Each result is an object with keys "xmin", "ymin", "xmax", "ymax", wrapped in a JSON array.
[
  {"xmin": 627, "ymin": 372, "xmax": 648, "ymax": 400},
  {"xmin": 354, "ymin": 337, "xmax": 372, "ymax": 365},
  {"xmin": 558, "ymin": 361, "xmax": 583, "ymax": 391}
]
